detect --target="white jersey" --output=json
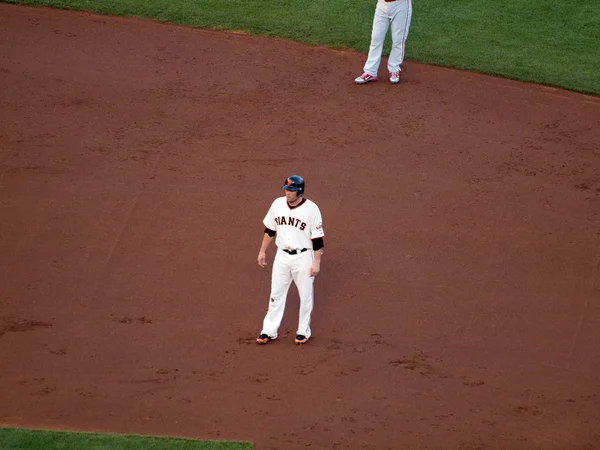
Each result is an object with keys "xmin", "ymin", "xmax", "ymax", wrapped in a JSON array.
[{"xmin": 263, "ymin": 197, "xmax": 324, "ymax": 251}]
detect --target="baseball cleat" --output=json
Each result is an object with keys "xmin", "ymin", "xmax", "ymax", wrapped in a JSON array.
[
  {"xmin": 389, "ymin": 71, "xmax": 400, "ymax": 84},
  {"xmin": 294, "ymin": 334, "xmax": 309, "ymax": 345},
  {"xmin": 354, "ymin": 73, "xmax": 378, "ymax": 84},
  {"xmin": 257, "ymin": 334, "xmax": 276, "ymax": 344}
]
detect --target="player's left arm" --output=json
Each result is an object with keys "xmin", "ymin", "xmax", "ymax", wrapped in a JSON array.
[
  {"xmin": 310, "ymin": 242, "xmax": 323, "ymax": 276},
  {"xmin": 309, "ymin": 207, "xmax": 325, "ymax": 277}
]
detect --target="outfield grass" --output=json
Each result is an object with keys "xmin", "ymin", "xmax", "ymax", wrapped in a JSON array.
[
  {"xmin": 0, "ymin": 428, "xmax": 253, "ymax": 450},
  {"xmin": 1, "ymin": 0, "xmax": 598, "ymax": 94}
]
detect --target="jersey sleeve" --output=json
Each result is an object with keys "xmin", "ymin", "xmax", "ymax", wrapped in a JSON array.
[
  {"xmin": 310, "ymin": 205, "xmax": 325, "ymax": 239},
  {"xmin": 263, "ymin": 200, "xmax": 277, "ymax": 231}
]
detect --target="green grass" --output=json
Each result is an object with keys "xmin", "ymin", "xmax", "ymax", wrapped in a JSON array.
[
  {"xmin": 0, "ymin": 428, "xmax": 253, "ymax": 450},
  {"xmin": 2, "ymin": 0, "xmax": 599, "ymax": 94},
  {"xmin": 409, "ymin": 1, "xmax": 599, "ymax": 94}
]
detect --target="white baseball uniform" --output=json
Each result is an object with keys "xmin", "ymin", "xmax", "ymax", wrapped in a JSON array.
[
  {"xmin": 363, "ymin": 0, "xmax": 412, "ymax": 76},
  {"xmin": 261, "ymin": 197, "xmax": 324, "ymax": 339}
]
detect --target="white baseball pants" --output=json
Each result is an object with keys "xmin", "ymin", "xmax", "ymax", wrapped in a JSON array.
[
  {"xmin": 363, "ymin": 0, "xmax": 412, "ymax": 76},
  {"xmin": 261, "ymin": 248, "xmax": 314, "ymax": 339}
]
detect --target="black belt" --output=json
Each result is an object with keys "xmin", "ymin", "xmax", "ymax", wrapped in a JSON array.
[{"xmin": 283, "ymin": 248, "xmax": 308, "ymax": 255}]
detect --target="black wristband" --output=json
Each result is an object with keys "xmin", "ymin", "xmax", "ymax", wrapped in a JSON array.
[{"xmin": 312, "ymin": 237, "xmax": 324, "ymax": 251}]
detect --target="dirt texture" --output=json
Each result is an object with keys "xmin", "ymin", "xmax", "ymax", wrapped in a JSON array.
[{"xmin": 1, "ymin": 4, "xmax": 600, "ymax": 450}]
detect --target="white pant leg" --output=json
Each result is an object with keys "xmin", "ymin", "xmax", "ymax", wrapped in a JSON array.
[
  {"xmin": 363, "ymin": 3, "xmax": 391, "ymax": 77},
  {"xmin": 292, "ymin": 251, "xmax": 315, "ymax": 338},
  {"xmin": 387, "ymin": 0, "xmax": 412, "ymax": 73},
  {"xmin": 261, "ymin": 250, "xmax": 293, "ymax": 338}
]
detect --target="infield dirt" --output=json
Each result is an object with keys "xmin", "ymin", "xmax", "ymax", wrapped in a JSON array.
[{"xmin": 1, "ymin": 4, "xmax": 600, "ymax": 450}]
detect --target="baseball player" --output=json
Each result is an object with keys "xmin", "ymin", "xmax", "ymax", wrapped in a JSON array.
[
  {"xmin": 355, "ymin": 0, "xmax": 412, "ymax": 84},
  {"xmin": 256, "ymin": 175, "xmax": 325, "ymax": 345}
]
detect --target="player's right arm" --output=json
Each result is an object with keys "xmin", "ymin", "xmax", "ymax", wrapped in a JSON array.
[
  {"xmin": 257, "ymin": 228, "xmax": 275, "ymax": 267},
  {"xmin": 258, "ymin": 200, "xmax": 278, "ymax": 267}
]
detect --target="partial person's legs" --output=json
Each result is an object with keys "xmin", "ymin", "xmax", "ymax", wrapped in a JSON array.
[
  {"xmin": 292, "ymin": 251, "xmax": 315, "ymax": 340},
  {"xmin": 261, "ymin": 251, "xmax": 293, "ymax": 338},
  {"xmin": 362, "ymin": 4, "xmax": 391, "ymax": 77},
  {"xmin": 387, "ymin": 0, "xmax": 412, "ymax": 74}
]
